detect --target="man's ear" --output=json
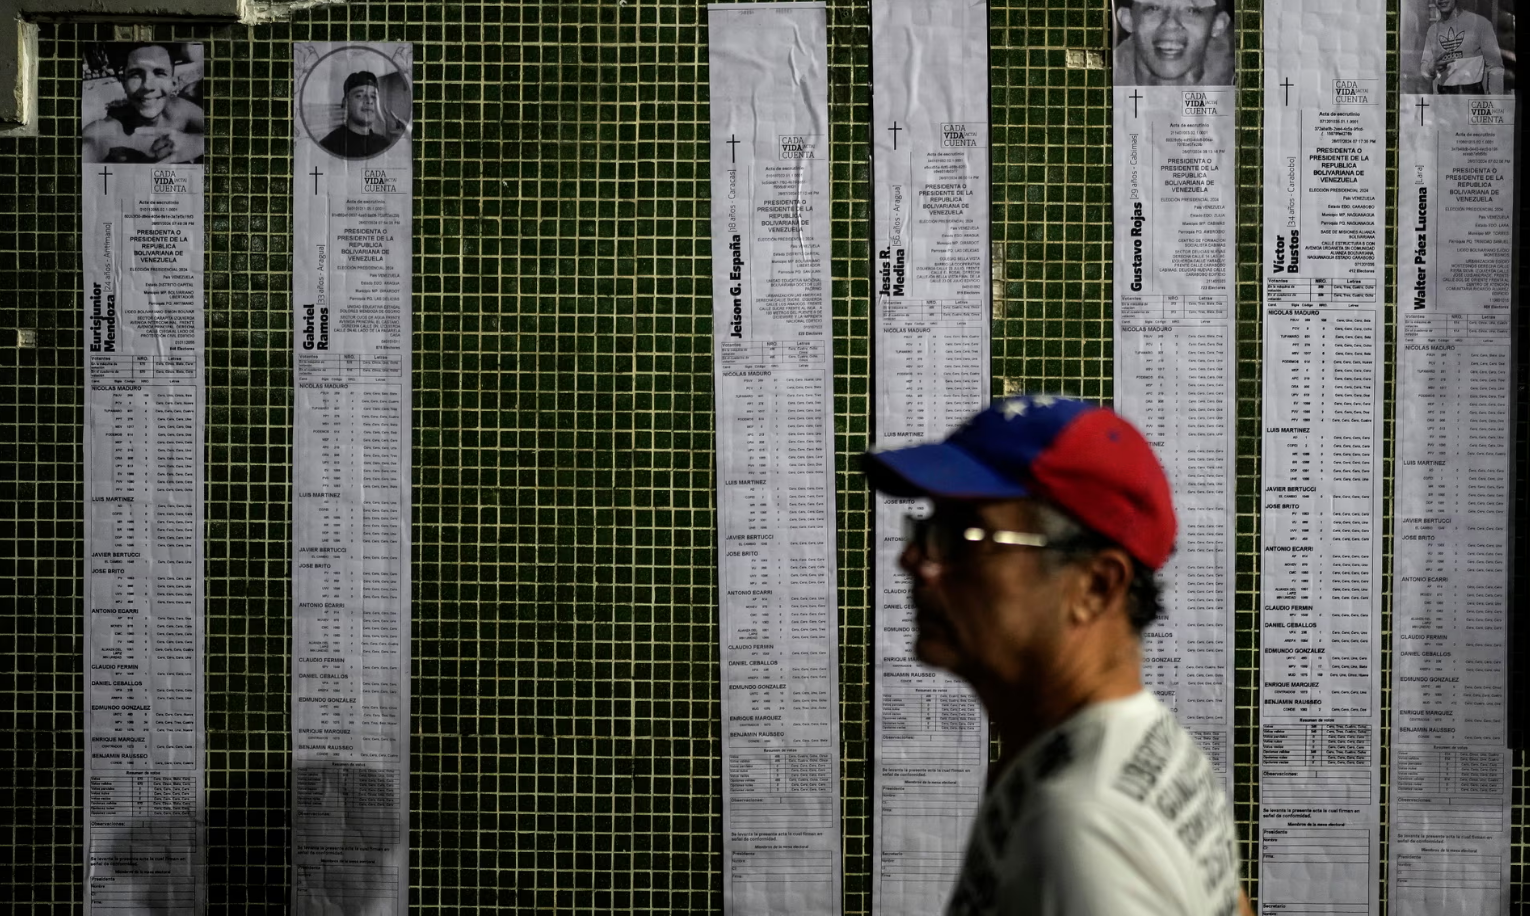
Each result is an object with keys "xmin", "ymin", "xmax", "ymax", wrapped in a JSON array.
[
  {"xmin": 1067, "ymin": 548, "xmax": 1134, "ymax": 627},
  {"xmin": 1116, "ymin": 5, "xmax": 1135, "ymax": 34},
  {"xmin": 1212, "ymin": 10, "xmax": 1231, "ymax": 37}
]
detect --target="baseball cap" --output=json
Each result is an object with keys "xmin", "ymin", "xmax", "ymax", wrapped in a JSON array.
[
  {"xmin": 344, "ymin": 70, "xmax": 379, "ymax": 95},
  {"xmin": 861, "ymin": 394, "xmax": 1176, "ymax": 570}
]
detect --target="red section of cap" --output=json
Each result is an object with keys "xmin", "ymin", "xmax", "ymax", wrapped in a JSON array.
[{"xmin": 1027, "ymin": 409, "xmax": 1176, "ymax": 569}]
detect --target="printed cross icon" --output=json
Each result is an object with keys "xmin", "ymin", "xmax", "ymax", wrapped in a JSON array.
[
  {"xmin": 1281, "ymin": 78, "xmax": 1293, "ymax": 106},
  {"xmin": 727, "ymin": 134, "xmax": 741, "ymax": 163},
  {"xmin": 888, "ymin": 122, "xmax": 902, "ymax": 149},
  {"xmin": 1129, "ymin": 90, "xmax": 1143, "ymax": 118},
  {"xmin": 310, "ymin": 166, "xmax": 323, "ymax": 194},
  {"xmin": 99, "ymin": 166, "xmax": 112, "ymax": 193}
]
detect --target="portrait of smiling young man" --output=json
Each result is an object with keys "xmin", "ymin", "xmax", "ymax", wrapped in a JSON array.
[
  {"xmin": 82, "ymin": 44, "xmax": 206, "ymax": 164},
  {"xmin": 864, "ymin": 394, "xmax": 1252, "ymax": 916},
  {"xmin": 1114, "ymin": 0, "xmax": 1235, "ymax": 87}
]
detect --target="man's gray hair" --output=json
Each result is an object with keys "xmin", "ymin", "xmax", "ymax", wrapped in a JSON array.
[{"xmin": 1032, "ymin": 500, "xmax": 1166, "ymax": 633}]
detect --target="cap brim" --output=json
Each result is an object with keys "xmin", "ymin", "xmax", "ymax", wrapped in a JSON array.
[{"xmin": 861, "ymin": 442, "xmax": 1031, "ymax": 500}]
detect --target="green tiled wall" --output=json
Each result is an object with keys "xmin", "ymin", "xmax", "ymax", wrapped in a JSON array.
[{"xmin": 0, "ymin": 0, "xmax": 1525, "ymax": 912}]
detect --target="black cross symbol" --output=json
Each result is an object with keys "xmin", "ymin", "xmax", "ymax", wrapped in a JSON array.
[
  {"xmin": 1415, "ymin": 97, "xmax": 1429, "ymax": 125},
  {"xmin": 1281, "ymin": 77, "xmax": 1294, "ymax": 106},
  {"xmin": 888, "ymin": 121, "xmax": 902, "ymax": 149},
  {"xmin": 726, "ymin": 134, "xmax": 741, "ymax": 163},
  {"xmin": 1128, "ymin": 90, "xmax": 1143, "ymax": 118},
  {"xmin": 310, "ymin": 166, "xmax": 324, "ymax": 194},
  {"xmin": 99, "ymin": 166, "xmax": 113, "ymax": 194}
]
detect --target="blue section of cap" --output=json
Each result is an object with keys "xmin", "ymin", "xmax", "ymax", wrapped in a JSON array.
[
  {"xmin": 950, "ymin": 395, "xmax": 1096, "ymax": 479},
  {"xmin": 862, "ymin": 395, "xmax": 1098, "ymax": 498},
  {"xmin": 862, "ymin": 441, "xmax": 1032, "ymax": 500}
]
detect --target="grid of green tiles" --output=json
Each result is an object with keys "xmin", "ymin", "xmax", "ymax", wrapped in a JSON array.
[{"xmin": 0, "ymin": 0, "xmax": 1526, "ymax": 912}]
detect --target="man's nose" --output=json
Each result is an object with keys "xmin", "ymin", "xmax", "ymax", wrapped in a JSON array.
[
  {"xmin": 898, "ymin": 541, "xmax": 938, "ymax": 581},
  {"xmin": 897, "ymin": 540, "xmax": 919, "ymax": 574}
]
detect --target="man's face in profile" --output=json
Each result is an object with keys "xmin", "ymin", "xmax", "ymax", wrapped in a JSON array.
[
  {"xmin": 1118, "ymin": 0, "xmax": 1230, "ymax": 84},
  {"xmin": 345, "ymin": 84, "xmax": 379, "ymax": 132},
  {"xmin": 122, "ymin": 46, "xmax": 175, "ymax": 121}
]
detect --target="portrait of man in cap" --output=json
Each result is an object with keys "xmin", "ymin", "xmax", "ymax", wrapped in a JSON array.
[
  {"xmin": 319, "ymin": 70, "xmax": 395, "ymax": 159},
  {"xmin": 1113, "ymin": 0, "xmax": 1235, "ymax": 87}
]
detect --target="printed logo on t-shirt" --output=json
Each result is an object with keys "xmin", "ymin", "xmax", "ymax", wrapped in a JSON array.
[
  {"xmin": 1033, "ymin": 732, "xmax": 1073, "ymax": 781},
  {"xmin": 1438, "ymin": 26, "xmax": 1467, "ymax": 61},
  {"xmin": 1112, "ymin": 713, "xmax": 1176, "ymax": 801}
]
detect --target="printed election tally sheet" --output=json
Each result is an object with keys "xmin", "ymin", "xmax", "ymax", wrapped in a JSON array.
[
  {"xmin": 82, "ymin": 41, "xmax": 207, "ymax": 915},
  {"xmin": 1110, "ymin": 4, "xmax": 1237, "ymax": 784},
  {"xmin": 291, "ymin": 42, "xmax": 414, "ymax": 915},
  {"xmin": 1388, "ymin": 3, "xmax": 1516, "ymax": 912},
  {"xmin": 868, "ymin": 0, "xmax": 990, "ymax": 911},
  {"xmin": 708, "ymin": 5, "xmax": 841, "ymax": 913},
  {"xmin": 1260, "ymin": 2, "xmax": 1385, "ymax": 911}
]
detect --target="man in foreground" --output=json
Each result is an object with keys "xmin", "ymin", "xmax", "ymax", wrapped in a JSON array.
[
  {"xmin": 83, "ymin": 44, "xmax": 204, "ymax": 164},
  {"xmin": 863, "ymin": 394, "xmax": 1251, "ymax": 915},
  {"xmin": 1114, "ymin": 0, "xmax": 1234, "ymax": 87},
  {"xmin": 320, "ymin": 70, "xmax": 393, "ymax": 158}
]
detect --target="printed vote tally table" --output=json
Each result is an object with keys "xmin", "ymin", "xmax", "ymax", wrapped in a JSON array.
[{"xmin": 1265, "ymin": 277, "xmax": 1378, "ymax": 304}]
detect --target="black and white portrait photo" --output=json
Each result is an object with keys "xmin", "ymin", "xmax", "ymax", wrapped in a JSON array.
[
  {"xmin": 1113, "ymin": 0, "xmax": 1235, "ymax": 87},
  {"xmin": 1402, "ymin": 0, "xmax": 1515, "ymax": 94},
  {"xmin": 298, "ymin": 44, "xmax": 413, "ymax": 161},
  {"xmin": 81, "ymin": 43, "xmax": 205, "ymax": 164}
]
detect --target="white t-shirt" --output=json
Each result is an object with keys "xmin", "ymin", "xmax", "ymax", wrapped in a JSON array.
[{"xmin": 946, "ymin": 691, "xmax": 1242, "ymax": 916}]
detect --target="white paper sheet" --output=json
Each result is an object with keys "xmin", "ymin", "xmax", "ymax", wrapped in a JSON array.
[
  {"xmin": 867, "ymin": 0, "xmax": 990, "ymax": 911},
  {"xmin": 1387, "ymin": 4, "xmax": 1516, "ymax": 910},
  {"xmin": 1259, "ymin": 3, "xmax": 1385, "ymax": 911},
  {"xmin": 1110, "ymin": 3, "xmax": 1237, "ymax": 789},
  {"xmin": 290, "ymin": 41, "xmax": 414, "ymax": 916},
  {"xmin": 81, "ymin": 40, "xmax": 208, "ymax": 916},
  {"xmin": 707, "ymin": 6, "xmax": 841, "ymax": 913}
]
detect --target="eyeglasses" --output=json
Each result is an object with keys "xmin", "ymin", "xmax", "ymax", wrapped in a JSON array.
[{"xmin": 902, "ymin": 514, "xmax": 1050, "ymax": 565}]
